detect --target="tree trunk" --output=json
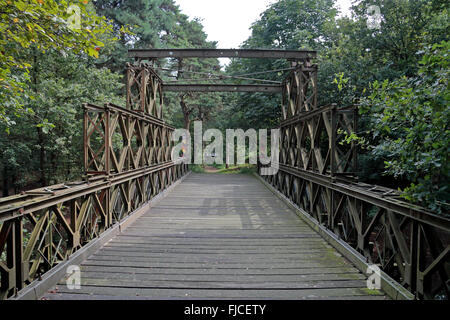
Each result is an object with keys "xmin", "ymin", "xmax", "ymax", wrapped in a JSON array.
[
  {"xmin": 50, "ymin": 151, "xmax": 57, "ymax": 185},
  {"xmin": 183, "ymin": 112, "xmax": 191, "ymax": 131},
  {"xmin": 177, "ymin": 59, "xmax": 192, "ymax": 131},
  {"xmin": 2, "ymin": 166, "xmax": 9, "ymax": 197},
  {"xmin": 180, "ymin": 95, "xmax": 192, "ymax": 130},
  {"xmin": 37, "ymin": 127, "xmax": 47, "ymax": 187},
  {"xmin": 13, "ymin": 174, "xmax": 18, "ymax": 194}
]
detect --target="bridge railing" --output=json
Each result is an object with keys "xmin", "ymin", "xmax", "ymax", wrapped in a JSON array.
[
  {"xmin": 259, "ymin": 61, "xmax": 449, "ymax": 299},
  {"xmin": 259, "ymin": 160, "xmax": 450, "ymax": 299},
  {"xmin": 0, "ymin": 160, "xmax": 187, "ymax": 299},
  {"xmin": 83, "ymin": 103, "xmax": 174, "ymax": 176},
  {"xmin": 0, "ymin": 62, "xmax": 189, "ymax": 299}
]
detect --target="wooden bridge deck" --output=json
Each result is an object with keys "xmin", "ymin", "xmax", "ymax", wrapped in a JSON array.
[{"xmin": 42, "ymin": 173, "xmax": 387, "ymax": 300}]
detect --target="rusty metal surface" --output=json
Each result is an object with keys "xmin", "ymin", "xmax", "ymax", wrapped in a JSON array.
[
  {"xmin": 163, "ymin": 84, "xmax": 283, "ymax": 93},
  {"xmin": 128, "ymin": 48, "xmax": 316, "ymax": 60}
]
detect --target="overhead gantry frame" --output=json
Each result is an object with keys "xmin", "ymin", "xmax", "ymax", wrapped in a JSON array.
[{"xmin": 128, "ymin": 48, "xmax": 317, "ymax": 93}]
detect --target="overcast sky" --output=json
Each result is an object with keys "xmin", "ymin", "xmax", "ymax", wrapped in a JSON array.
[{"xmin": 174, "ymin": 0, "xmax": 353, "ymax": 49}]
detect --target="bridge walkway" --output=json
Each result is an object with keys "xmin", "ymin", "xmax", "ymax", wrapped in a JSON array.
[{"xmin": 42, "ymin": 173, "xmax": 387, "ymax": 300}]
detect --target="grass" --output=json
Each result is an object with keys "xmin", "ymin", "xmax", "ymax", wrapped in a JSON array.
[
  {"xmin": 361, "ymin": 288, "xmax": 384, "ymax": 296},
  {"xmin": 190, "ymin": 165, "xmax": 205, "ymax": 173},
  {"xmin": 191, "ymin": 164, "xmax": 257, "ymax": 175},
  {"xmin": 217, "ymin": 164, "xmax": 256, "ymax": 174}
]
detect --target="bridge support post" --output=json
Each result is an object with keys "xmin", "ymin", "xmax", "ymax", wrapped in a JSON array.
[
  {"xmin": 105, "ymin": 104, "xmax": 111, "ymax": 176},
  {"xmin": 14, "ymin": 217, "xmax": 24, "ymax": 292},
  {"xmin": 330, "ymin": 104, "xmax": 337, "ymax": 177}
]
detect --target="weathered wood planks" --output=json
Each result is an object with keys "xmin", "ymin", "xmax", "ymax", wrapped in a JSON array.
[{"xmin": 42, "ymin": 173, "xmax": 387, "ymax": 300}]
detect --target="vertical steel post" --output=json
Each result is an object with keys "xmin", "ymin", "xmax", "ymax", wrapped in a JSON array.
[
  {"xmin": 14, "ymin": 218, "xmax": 23, "ymax": 291},
  {"xmin": 126, "ymin": 64, "xmax": 131, "ymax": 110},
  {"xmin": 140, "ymin": 67, "xmax": 146, "ymax": 113},
  {"xmin": 331, "ymin": 104, "xmax": 337, "ymax": 176},
  {"xmin": 105, "ymin": 104, "xmax": 111, "ymax": 176},
  {"xmin": 6, "ymin": 221, "xmax": 15, "ymax": 296},
  {"xmin": 83, "ymin": 103, "xmax": 88, "ymax": 176},
  {"xmin": 353, "ymin": 106, "xmax": 358, "ymax": 174},
  {"xmin": 410, "ymin": 220, "xmax": 419, "ymax": 297}
]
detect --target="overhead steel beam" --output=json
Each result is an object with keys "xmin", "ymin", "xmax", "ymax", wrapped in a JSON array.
[
  {"xmin": 162, "ymin": 84, "xmax": 283, "ymax": 93},
  {"xmin": 129, "ymin": 49, "xmax": 316, "ymax": 60}
]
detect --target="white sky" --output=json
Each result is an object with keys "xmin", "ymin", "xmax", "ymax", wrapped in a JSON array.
[{"xmin": 174, "ymin": 0, "xmax": 353, "ymax": 49}]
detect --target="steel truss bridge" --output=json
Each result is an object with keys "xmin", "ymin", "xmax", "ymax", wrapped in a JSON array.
[{"xmin": 0, "ymin": 49, "xmax": 448, "ymax": 300}]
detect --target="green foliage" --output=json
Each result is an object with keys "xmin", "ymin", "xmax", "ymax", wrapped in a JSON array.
[
  {"xmin": 163, "ymin": 23, "xmax": 222, "ymax": 130},
  {"xmin": 0, "ymin": 0, "xmax": 115, "ymax": 126},
  {"xmin": 93, "ymin": 0, "xmax": 223, "ymax": 130},
  {"xmin": 360, "ymin": 41, "xmax": 450, "ymax": 213},
  {"xmin": 244, "ymin": 0, "xmax": 337, "ymax": 50},
  {"xmin": 225, "ymin": 0, "xmax": 338, "ymax": 130},
  {"xmin": 0, "ymin": 0, "xmax": 224, "ymax": 194},
  {"xmin": 223, "ymin": 0, "xmax": 449, "ymax": 215},
  {"xmin": 93, "ymin": 0, "xmax": 181, "ymax": 71},
  {"xmin": 204, "ymin": 164, "xmax": 256, "ymax": 175},
  {"xmin": 0, "ymin": 48, "xmax": 124, "ymax": 191},
  {"xmin": 0, "ymin": 0, "xmax": 448, "ymax": 219},
  {"xmin": 190, "ymin": 165, "xmax": 205, "ymax": 173},
  {"xmin": 319, "ymin": 0, "xmax": 449, "ymax": 106},
  {"xmin": 337, "ymin": 128, "xmax": 369, "ymax": 149},
  {"xmin": 237, "ymin": 165, "xmax": 257, "ymax": 175}
]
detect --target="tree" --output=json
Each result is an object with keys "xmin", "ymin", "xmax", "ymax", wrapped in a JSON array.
[
  {"xmin": 225, "ymin": 0, "xmax": 338, "ymax": 129},
  {"xmin": 244, "ymin": 0, "xmax": 337, "ymax": 50},
  {"xmin": 93, "ymin": 0, "xmax": 223, "ymax": 131},
  {"xmin": 321, "ymin": 0, "xmax": 450, "ymax": 188},
  {"xmin": 93, "ymin": 0, "xmax": 180, "ymax": 71},
  {"xmin": 0, "ymin": 0, "xmax": 222, "ymax": 194},
  {"xmin": 359, "ymin": 41, "xmax": 449, "ymax": 213},
  {"xmin": 163, "ymin": 15, "xmax": 222, "ymax": 131},
  {"xmin": 319, "ymin": 0, "xmax": 450, "ymax": 107},
  {"xmin": 0, "ymin": 0, "xmax": 114, "ymax": 128},
  {"xmin": 349, "ymin": 0, "xmax": 448, "ymax": 78},
  {"xmin": 0, "ymin": 48, "xmax": 124, "ymax": 194}
]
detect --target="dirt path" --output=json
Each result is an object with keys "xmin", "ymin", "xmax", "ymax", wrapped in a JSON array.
[{"xmin": 203, "ymin": 165, "xmax": 219, "ymax": 173}]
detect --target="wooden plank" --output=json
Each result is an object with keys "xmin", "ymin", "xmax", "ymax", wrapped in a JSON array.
[
  {"xmin": 78, "ymin": 265, "xmax": 361, "ymax": 275},
  {"xmin": 43, "ymin": 293, "xmax": 387, "ymax": 300},
  {"xmin": 92, "ymin": 251, "xmax": 345, "ymax": 260},
  {"xmin": 44, "ymin": 287, "xmax": 383, "ymax": 299},
  {"xmin": 82, "ymin": 259, "xmax": 352, "ymax": 268},
  {"xmin": 107, "ymin": 241, "xmax": 329, "ymax": 248},
  {"xmin": 109, "ymin": 237, "xmax": 328, "ymax": 245},
  {"xmin": 101, "ymin": 245, "xmax": 333, "ymax": 252},
  {"xmin": 108, "ymin": 234, "xmax": 321, "ymax": 239},
  {"xmin": 68, "ymin": 271, "xmax": 366, "ymax": 282},
  {"xmin": 56, "ymin": 278, "xmax": 367, "ymax": 290}
]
